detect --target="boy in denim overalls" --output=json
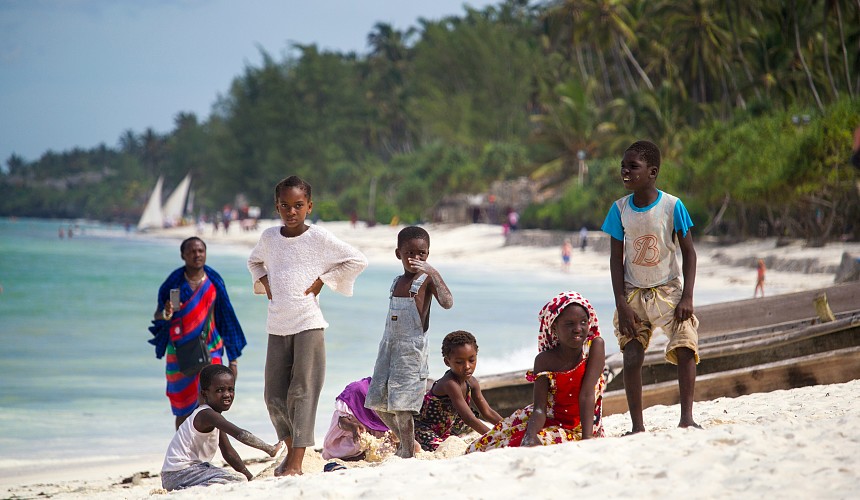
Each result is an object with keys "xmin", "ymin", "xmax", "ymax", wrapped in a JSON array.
[{"xmin": 365, "ymin": 226, "xmax": 454, "ymax": 458}]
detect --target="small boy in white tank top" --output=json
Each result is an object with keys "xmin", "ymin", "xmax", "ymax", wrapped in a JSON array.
[{"xmin": 161, "ymin": 364, "xmax": 283, "ymax": 491}]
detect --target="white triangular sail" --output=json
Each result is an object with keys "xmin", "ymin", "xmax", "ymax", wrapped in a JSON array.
[
  {"xmin": 162, "ymin": 173, "xmax": 191, "ymax": 226},
  {"xmin": 186, "ymin": 189, "xmax": 195, "ymax": 215},
  {"xmin": 137, "ymin": 176, "xmax": 164, "ymax": 231}
]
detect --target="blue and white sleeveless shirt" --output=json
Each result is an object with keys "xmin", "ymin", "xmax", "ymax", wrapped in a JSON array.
[{"xmin": 601, "ymin": 190, "xmax": 693, "ymax": 288}]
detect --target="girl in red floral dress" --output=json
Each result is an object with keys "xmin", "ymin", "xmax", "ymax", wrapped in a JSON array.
[{"xmin": 466, "ymin": 291, "xmax": 606, "ymax": 453}]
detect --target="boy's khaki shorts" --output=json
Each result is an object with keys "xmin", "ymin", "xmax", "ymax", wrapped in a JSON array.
[{"xmin": 613, "ymin": 278, "xmax": 700, "ymax": 364}]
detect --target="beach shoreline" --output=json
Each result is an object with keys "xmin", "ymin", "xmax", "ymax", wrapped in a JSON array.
[
  {"xmin": 4, "ymin": 220, "xmax": 857, "ymax": 497},
  {"xmin": 144, "ymin": 219, "xmax": 858, "ymax": 297}
]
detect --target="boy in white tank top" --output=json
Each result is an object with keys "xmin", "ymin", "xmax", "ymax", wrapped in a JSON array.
[
  {"xmin": 161, "ymin": 364, "xmax": 283, "ymax": 491},
  {"xmin": 601, "ymin": 140, "xmax": 701, "ymax": 434}
]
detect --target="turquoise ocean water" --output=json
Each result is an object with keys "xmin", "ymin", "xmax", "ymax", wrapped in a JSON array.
[{"xmin": 0, "ymin": 217, "xmax": 738, "ymax": 475}]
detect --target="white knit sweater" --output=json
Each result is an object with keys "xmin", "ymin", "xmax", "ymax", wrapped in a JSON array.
[{"xmin": 247, "ymin": 224, "xmax": 368, "ymax": 336}]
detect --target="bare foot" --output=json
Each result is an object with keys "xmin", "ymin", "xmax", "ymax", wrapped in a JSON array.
[
  {"xmin": 622, "ymin": 428, "xmax": 645, "ymax": 436},
  {"xmin": 679, "ymin": 421, "xmax": 703, "ymax": 429},
  {"xmin": 273, "ymin": 456, "xmax": 303, "ymax": 476},
  {"xmin": 274, "ymin": 446, "xmax": 305, "ymax": 476}
]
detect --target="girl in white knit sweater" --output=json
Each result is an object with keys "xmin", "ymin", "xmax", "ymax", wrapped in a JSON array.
[{"xmin": 248, "ymin": 176, "xmax": 367, "ymax": 476}]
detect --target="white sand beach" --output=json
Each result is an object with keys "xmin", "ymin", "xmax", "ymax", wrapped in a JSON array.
[
  {"xmin": 4, "ymin": 221, "xmax": 858, "ymax": 499},
  {"xmin": 6, "ymin": 379, "xmax": 859, "ymax": 499},
  {"xmin": 147, "ymin": 219, "xmax": 859, "ymax": 296}
]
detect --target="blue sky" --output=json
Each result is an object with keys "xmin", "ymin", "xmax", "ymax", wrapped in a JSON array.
[{"xmin": 0, "ymin": 0, "xmax": 498, "ymax": 164}]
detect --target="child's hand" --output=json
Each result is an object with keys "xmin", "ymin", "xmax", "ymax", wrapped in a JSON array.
[
  {"xmin": 259, "ymin": 275, "xmax": 273, "ymax": 300},
  {"xmin": 617, "ymin": 303, "xmax": 641, "ymax": 338},
  {"xmin": 408, "ymin": 258, "xmax": 436, "ymax": 275},
  {"xmin": 305, "ymin": 278, "xmax": 324, "ymax": 297},
  {"xmin": 674, "ymin": 296, "xmax": 694, "ymax": 322},
  {"xmin": 338, "ymin": 415, "xmax": 367, "ymax": 442},
  {"xmin": 269, "ymin": 440, "xmax": 286, "ymax": 458}
]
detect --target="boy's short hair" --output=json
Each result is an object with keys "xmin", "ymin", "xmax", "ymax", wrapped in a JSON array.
[
  {"xmin": 199, "ymin": 364, "xmax": 233, "ymax": 389},
  {"xmin": 274, "ymin": 175, "xmax": 312, "ymax": 202},
  {"xmin": 442, "ymin": 330, "xmax": 478, "ymax": 357},
  {"xmin": 625, "ymin": 140, "xmax": 661, "ymax": 168},
  {"xmin": 397, "ymin": 226, "xmax": 430, "ymax": 249},
  {"xmin": 180, "ymin": 236, "xmax": 206, "ymax": 253}
]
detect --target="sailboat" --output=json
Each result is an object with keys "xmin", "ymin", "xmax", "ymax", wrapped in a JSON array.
[
  {"xmin": 137, "ymin": 176, "xmax": 164, "ymax": 231},
  {"xmin": 161, "ymin": 173, "xmax": 192, "ymax": 227}
]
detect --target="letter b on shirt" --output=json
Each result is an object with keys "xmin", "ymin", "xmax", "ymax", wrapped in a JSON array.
[{"xmin": 632, "ymin": 235, "xmax": 660, "ymax": 267}]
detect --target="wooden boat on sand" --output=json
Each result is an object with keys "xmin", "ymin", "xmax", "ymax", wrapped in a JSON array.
[{"xmin": 480, "ymin": 281, "xmax": 860, "ymax": 417}]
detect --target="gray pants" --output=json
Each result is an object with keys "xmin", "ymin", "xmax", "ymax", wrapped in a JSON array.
[
  {"xmin": 161, "ymin": 463, "xmax": 245, "ymax": 491},
  {"xmin": 265, "ymin": 329, "xmax": 325, "ymax": 448}
]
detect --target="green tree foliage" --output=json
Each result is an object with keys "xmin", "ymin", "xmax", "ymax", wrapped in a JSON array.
[{"xmin": 2, "ymin": 0, "xmax": 859, "ymax": 243}]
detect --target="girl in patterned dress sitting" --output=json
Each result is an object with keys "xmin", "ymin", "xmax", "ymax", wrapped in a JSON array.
[
  {"xmin": 466, "ymin": 291, "xmax": 606, "ymax": 453},
  {"xmin": 413, "ymin": 331, "xmax": 503, "ymax": 452}
]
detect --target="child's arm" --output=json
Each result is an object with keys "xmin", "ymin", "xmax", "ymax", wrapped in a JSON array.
[
  {"xmin": 337, "ymin": 414, "xmax": 367, "ymax": 442},
  {"xmin": 247, "ymin": 238, "xmax": 272, "ymax": 299},
  {"xmin": 195, "ymin": 409, "xmax": 282, "ymax": 480},
  {"xmin": 521, "ymin": 354, "xmax": 550, "ymax": 447},
  {"xmin": 610, "ymin": 238, "xmax": 639, "ymax": 338},
  {"xmin": 675, "ymin": 230, "xmax": 697, "ymax": 321},
  {"xmin": 578, "ymin": 337, "xmax": 605, "ymax": 439},
  {"xmin": 435, "ymin": 378, "xmax": 491, "ymax": 434},
  {"xmin": 318, "ymin": 234, "xmax": 368, "ymax": 296},
  {"xmin": 409, "ymin": 260, "xmax": 453, "ymax": 309},
  {"xmin": 258, "ymin": 275, "xmax": 272, "ymax": 300},
  {"xmin": 468, "ymin": 377, "xmax": 503, "ymax": 427},
  {"xmin": 217, "ymin": 431, "xmax": 253, "ymax": 481},
  {"xmin": 305, "ymin": 277, "xmax": 324, "ymax": 297}
]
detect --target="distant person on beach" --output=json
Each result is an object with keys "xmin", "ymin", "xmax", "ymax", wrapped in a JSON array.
[
  {"xmin": 149, "ymin": 236, "xmax": 247, "ymax": 430},
  {"xmin": 601, "ymin": 140, "xmax": 701, "ymax": 432},
  {"xmin": 507, "ymin": 208, "xmax": 519, "ymax": 231},
  {"xmin": 754, "ymin": 259, "xmax": 766, "ymax": 298},
  {"xmin": 414, "ymin": 331, "xmax": 502, "ymax": 452},
  {"xmin": 160, "ymin": 364, "xmax": 284, "ymax": 491},
  {"xmin": 221, "ymin": 205, "xmax": 232, "ymax": 234},
  {"xmin": 579, "ymin": 225, "xmax": 588, "ymax": 251},
  {"xmin": 561, "ymin": 238, "xmax": 573, "ymax": 272},
  {"xmin": 467, "ymin": 291, "xmax": 605, "ymax": 453},
  {"xmin": 247, "ymin": 175, "xmax": 367, "ymax": 476},
  {"xmin": 365, "ymin": 225, "xmax": 454, "ymax": 458}
]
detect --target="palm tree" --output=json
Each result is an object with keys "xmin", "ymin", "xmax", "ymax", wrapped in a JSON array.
[
  {"xmin": 650, "ymin": 0, "xmax": 733, "ymax": 118},
  {"xmin": 530, "ymin": 79, "xmax": 621, "ymax": 189},
  {"xmin": 118, "ymin": 129, "xmax": 140, "ymax": 156},
  {"xmin": 789, "ymin": 0, "xmax": 825, "ymax": 111},
  {"xmin": 543, "ymin": 0, "xmax": 653, "ymax": 103},
  {"xmin": 365, "ymin": 23, "xmax": 416, "ymax": 157}
]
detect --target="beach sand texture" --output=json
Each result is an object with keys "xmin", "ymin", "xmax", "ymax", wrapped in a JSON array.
[
  {"xmin": 4, "ymin": 221, "xmax": 858, "ymax": 499},
  {"xmin": 6, "ymin": 379, "xmax": 858, "ymax": 499}
]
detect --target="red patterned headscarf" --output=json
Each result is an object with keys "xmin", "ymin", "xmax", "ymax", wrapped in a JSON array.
[{"xmin": 537, "ymin": 291, "xmax": 601, "ymax": 353}]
